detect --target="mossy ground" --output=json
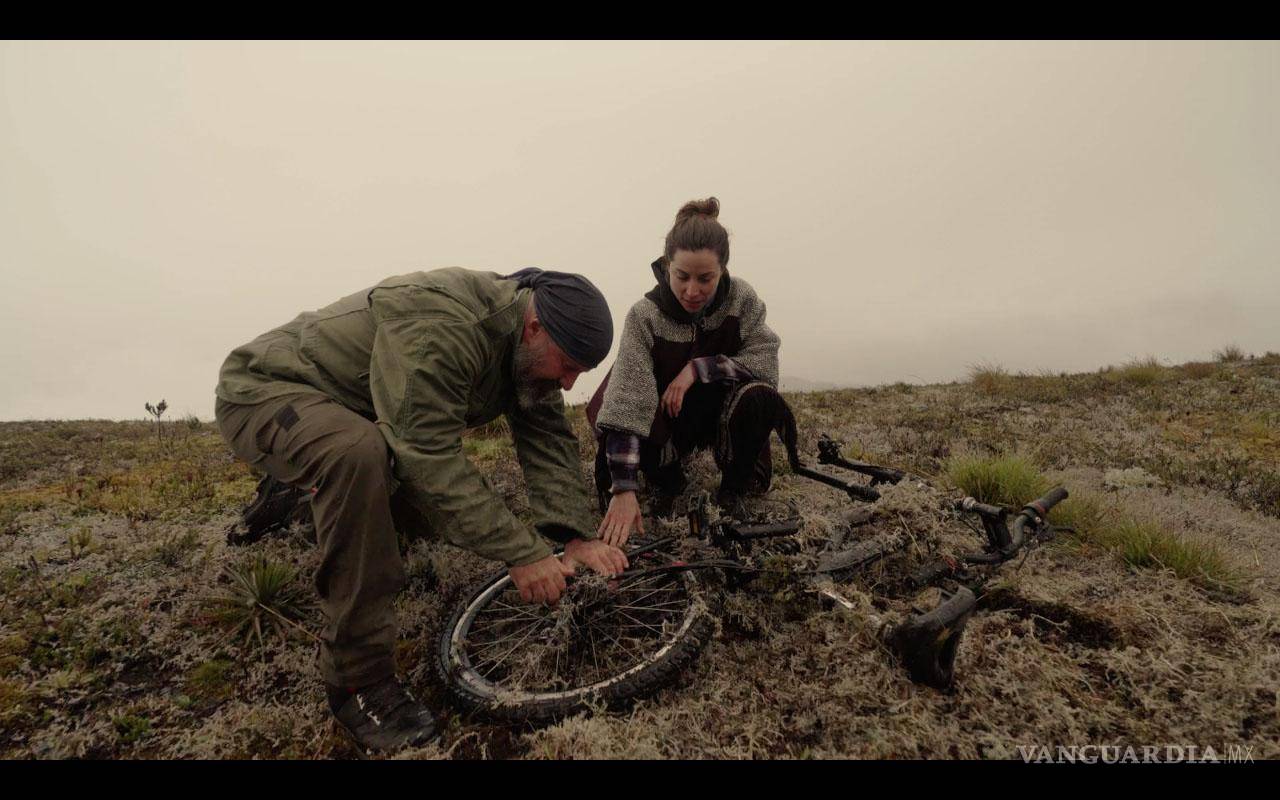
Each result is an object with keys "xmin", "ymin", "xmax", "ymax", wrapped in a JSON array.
[{"xmin": 1, "ymin": 356, "xmax": 1277, "ymax": 759}]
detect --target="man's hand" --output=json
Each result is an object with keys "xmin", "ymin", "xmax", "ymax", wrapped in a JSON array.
[
  {"xmin": 562, "ymin": 537, "xmax": 629, "ymax": 576},
  {"xmin": 598, "ymin": 490, "xmax": 644, "ymax": 548},
  {"xmin": 509, "ymin": 555, "xmax": 575, "ymax": 605},
  {"xmin": 661, "ymin": 362, "xmax": 697, "ymax": 418}
]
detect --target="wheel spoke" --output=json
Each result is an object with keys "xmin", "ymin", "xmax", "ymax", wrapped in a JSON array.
[
  {"xmin": 475, "ymin": 616, "xmax": 556, "ymax": 676},
  {"xmin": 450, "ymin": 567, "xmax": 701, "ymax": 702}
]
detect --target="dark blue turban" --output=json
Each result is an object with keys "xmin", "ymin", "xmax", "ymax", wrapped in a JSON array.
[{"xmin": 504, "ymin": 268, "xmax": 614, "ymax": 369}]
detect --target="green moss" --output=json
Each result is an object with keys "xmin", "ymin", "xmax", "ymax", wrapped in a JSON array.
[
  {"xmin": 187, "ymin": 659, "xmax": 237, "ymax": 703},
  {"xmin": 463, "ymin": 435, "xmax": 514, "ymax": 463},
  {"xmin": 112, "ymin": 713, "xmax": 152, "ymax": 744},
  {"xmin": 0, "ymin": 677, "xmax": 32, "ymax": 727}
]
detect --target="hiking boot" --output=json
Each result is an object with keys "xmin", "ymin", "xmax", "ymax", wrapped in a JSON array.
[
  {"xmin": 329, "ymin": 676, "xmax": 439, "ymax": 754},
  {"xmin": 714, "ymin": 489, "xmax": 750, "ymax": 522},
  {"xmin": 226, "ymin": 474, "xmax": 312, "ymax": 546}
]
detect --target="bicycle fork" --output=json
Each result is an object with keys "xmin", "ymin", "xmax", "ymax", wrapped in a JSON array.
[{"xmin": 816, "ymin": 585, "xmax": 977, "ymax": 691}]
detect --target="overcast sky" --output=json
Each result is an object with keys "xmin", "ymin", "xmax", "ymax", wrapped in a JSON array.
[{"xmin": 1, "ymin": 40, "xmax": 1276, "ymax": 421}]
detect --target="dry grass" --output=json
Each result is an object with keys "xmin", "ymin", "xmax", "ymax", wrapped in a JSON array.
[
  {"xmin": 1103, "ymin": 356, "xmax": 1168, "ymax": 386},
  {"xmin": 1180, "ymin": 361, "xmax": 1219, "ymax": 380},
  {"xmin": 1215, "ymin": 344, "xmax": 1247, "ymax": 363},
  {"xmin": 1, "ymin": 355, "xmax": 1278, "ymax": 760},
  {"xmin": 969, "ymin": 362, "xmax": 1010, "ymax": 396}
]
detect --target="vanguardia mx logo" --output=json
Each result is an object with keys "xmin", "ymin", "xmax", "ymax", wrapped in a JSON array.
[{"xmin": 1017, "ymin": 744, "xmax": 1256, "ymax": 763}]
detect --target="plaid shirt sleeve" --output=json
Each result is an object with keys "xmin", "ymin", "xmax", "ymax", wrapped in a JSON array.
[
  {"xmin": 691, "ymin": 355, "xmax": 756, "ymax": 384},
  {"xmin": 604, "ymin": 429, "xmax": 642, "ymax": 493}
]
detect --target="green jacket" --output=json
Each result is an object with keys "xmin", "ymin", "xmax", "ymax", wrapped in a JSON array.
[{"xmin": 216, "ymin": 267, "xmax": 597, "ymax": 566}]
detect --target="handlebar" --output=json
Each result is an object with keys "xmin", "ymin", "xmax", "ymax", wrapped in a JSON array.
[
  {"xmin": 1023, "ymin": 487, "xmax": 1069, "ymax": 518},
  {"xmin": 960, "ymin": 487, "xmax": 1068, "ymax": 564}
]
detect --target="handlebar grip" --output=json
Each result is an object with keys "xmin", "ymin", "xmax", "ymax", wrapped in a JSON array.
[
  {"xmin": 957, "ymin": 497, "xmax": 1006, "ymax": 517},
  {"xmin": 1024, "ymin": 487, "xmax": 1069, "ymax": 517}
]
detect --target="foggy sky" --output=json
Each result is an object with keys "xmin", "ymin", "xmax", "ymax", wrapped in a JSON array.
[{"xmin": 1, "ymin": 40, "xmax": 1277, "ymax": 421}]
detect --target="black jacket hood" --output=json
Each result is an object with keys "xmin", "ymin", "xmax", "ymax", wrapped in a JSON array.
[{"xmin": 644, "ymin": 257, "xmax": 732, "ymax": 325}]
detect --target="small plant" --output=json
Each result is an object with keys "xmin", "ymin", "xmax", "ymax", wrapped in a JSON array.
[
  {"xmin": 112, "ymin": 713, "xmax": 152, "ymax": 744},
  {"xmin": 182, "ymin": 413, "xmax": 203, "ymax": 431},
  {"xmin": 0, "ymin": 507, "xmax": 22, "ymax": 537},
  {"xmin": 1214, "ymin": 344, "xmax": 1246, "ymax": 363},
  {"xmin": 67, "ymin": 527, "xmax": 94, "ymax": 559},
  {"xmin": 206, "ymin": 556, "xmax": 316, "ymax": 650},
  {"xmin": 145, "ymin": 399, "xmax": 168, "ymax": 447},
  {"xmin": 186, "ymin": 658, "xmax": 237, "ymax": 704},
  {"xmin": 153, "ymin": 529, "xmax": 201, "ymax": 567}
]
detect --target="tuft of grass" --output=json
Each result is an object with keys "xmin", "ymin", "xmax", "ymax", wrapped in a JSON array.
[
  {"xmin": 468, "ymin": 417, "xmax": 511, "ymax": 439},
  {"xmin": 1048, "ymin": 491, "xmax": 1110, "ymax": 539},
  {"xmin": 968, "ymin": 363, "xmax": 1010, "ymax": 396},
  {"xmin": 1048, "ymin": 489, "xmax": 1244, "ymax": 593},
  {"xmin": 966, "ymin": 363, "xmax": 1073, "ymax": 403},
  {"xmin": 1104, "ymin": 356, "xmax": 1167, "ymax": 386},
  {"xmin": 1089, "ymin": 517, "xmax": 1241, "ymax": 591},
  {"xmin": 1180, "ymin": 361, "xmax": 1219, "ymax": 380},
  {"xmin": 67, "ymin": 526, "xmax": 95, "ymax": 559},
  {"xmin": 945, "ymin": 453, "xmax": 1049, "ymax": 507},
  {"xmin": 462, "ymin": 435, "xmax": 514, "ymax": 463},
  {"xmin": 152, "ymin": 529, "xmax": 202, "ymax": 567},
  {"xmin": 1214, "ymin": 344, "xmax": 1246, "ymax": 363},
  {"xmin": 206, "ymin": 556, "xmax": 316, "ymax": 650}
]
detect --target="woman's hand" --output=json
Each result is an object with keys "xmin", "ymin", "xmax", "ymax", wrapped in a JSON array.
[
  {"xmin": 661, "ymin": 362, "xmax": 697, "ymax": 418},
  {"xmin": 597, "ymin": 491, "xmax": 644, "ymax": 548},
  {"xmin": 562, "ymin": 538, "xmax": 629, "ymax": 576}
]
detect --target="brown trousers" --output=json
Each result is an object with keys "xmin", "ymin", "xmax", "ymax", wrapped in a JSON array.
[{"xmin": 215, "ymin": 392, "xmax": 430, "ymax": 688}]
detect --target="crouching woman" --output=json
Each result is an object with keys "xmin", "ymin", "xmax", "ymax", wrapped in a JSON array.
[{"xmin": 585, "ymin": 197, "xmax": 793, "ymax": 548}]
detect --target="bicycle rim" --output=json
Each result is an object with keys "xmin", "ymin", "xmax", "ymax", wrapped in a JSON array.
[{"xmin": 439, "ymin": 566, "xmax": 713, "ymax": 722}]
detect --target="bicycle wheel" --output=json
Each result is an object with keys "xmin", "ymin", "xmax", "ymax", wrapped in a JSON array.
[{"xmin": 437, "ymin": 563, "xmax": 715, "ymax": 723}]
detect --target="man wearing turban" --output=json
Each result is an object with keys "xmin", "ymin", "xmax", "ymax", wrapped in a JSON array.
[{"xmin": 213, "ymin": 267, "xmax": 623, "ymax": 753}]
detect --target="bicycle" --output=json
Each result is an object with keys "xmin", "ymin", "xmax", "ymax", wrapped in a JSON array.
[{"xmin": 436, "ymin": 434, "xmax": 1071, "ymax": 723}]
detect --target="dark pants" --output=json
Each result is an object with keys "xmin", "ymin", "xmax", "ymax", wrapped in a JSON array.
[
  {"xmin": 594, "ymin": 381, "xmax": 788, "ymax": 504},
  {"xmin": 215, "ymin": 393, "xmax": 430, "ymax": 689}
]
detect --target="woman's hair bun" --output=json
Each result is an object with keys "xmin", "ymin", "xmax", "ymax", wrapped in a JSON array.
[{"xmin": 674, "ymin": 197, "xmax": 720, "ymax": 226}]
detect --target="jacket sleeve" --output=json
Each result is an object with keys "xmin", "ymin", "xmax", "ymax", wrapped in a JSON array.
[
  {"xmin": 728, "ymin": 282, "xmax": 780, "ymax": 388},
  {"xmin": 595, "ymin": 302, "xmax": 660, "ymax": 437},
  {"xmin": 367, "ymin": 313, "xmax": 552, "ymax": 568},
  {"xmin": 505, "ymin": 392, "xmax": 598, "ymax": 544}
]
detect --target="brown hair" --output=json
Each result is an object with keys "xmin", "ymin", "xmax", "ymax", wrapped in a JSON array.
[{"xmin": 663, "ymin": 197, "xmax": 729, "ymax": 269}]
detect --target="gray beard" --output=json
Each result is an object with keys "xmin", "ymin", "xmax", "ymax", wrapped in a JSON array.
[{"xmin": 513, "ymin": 344, "xmax": 560, "ymax": 410}]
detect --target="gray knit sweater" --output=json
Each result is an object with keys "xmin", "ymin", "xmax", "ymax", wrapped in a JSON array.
[{"xmin": 590, "ymin": 277, "xmax": 780, "ymax": 439}]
